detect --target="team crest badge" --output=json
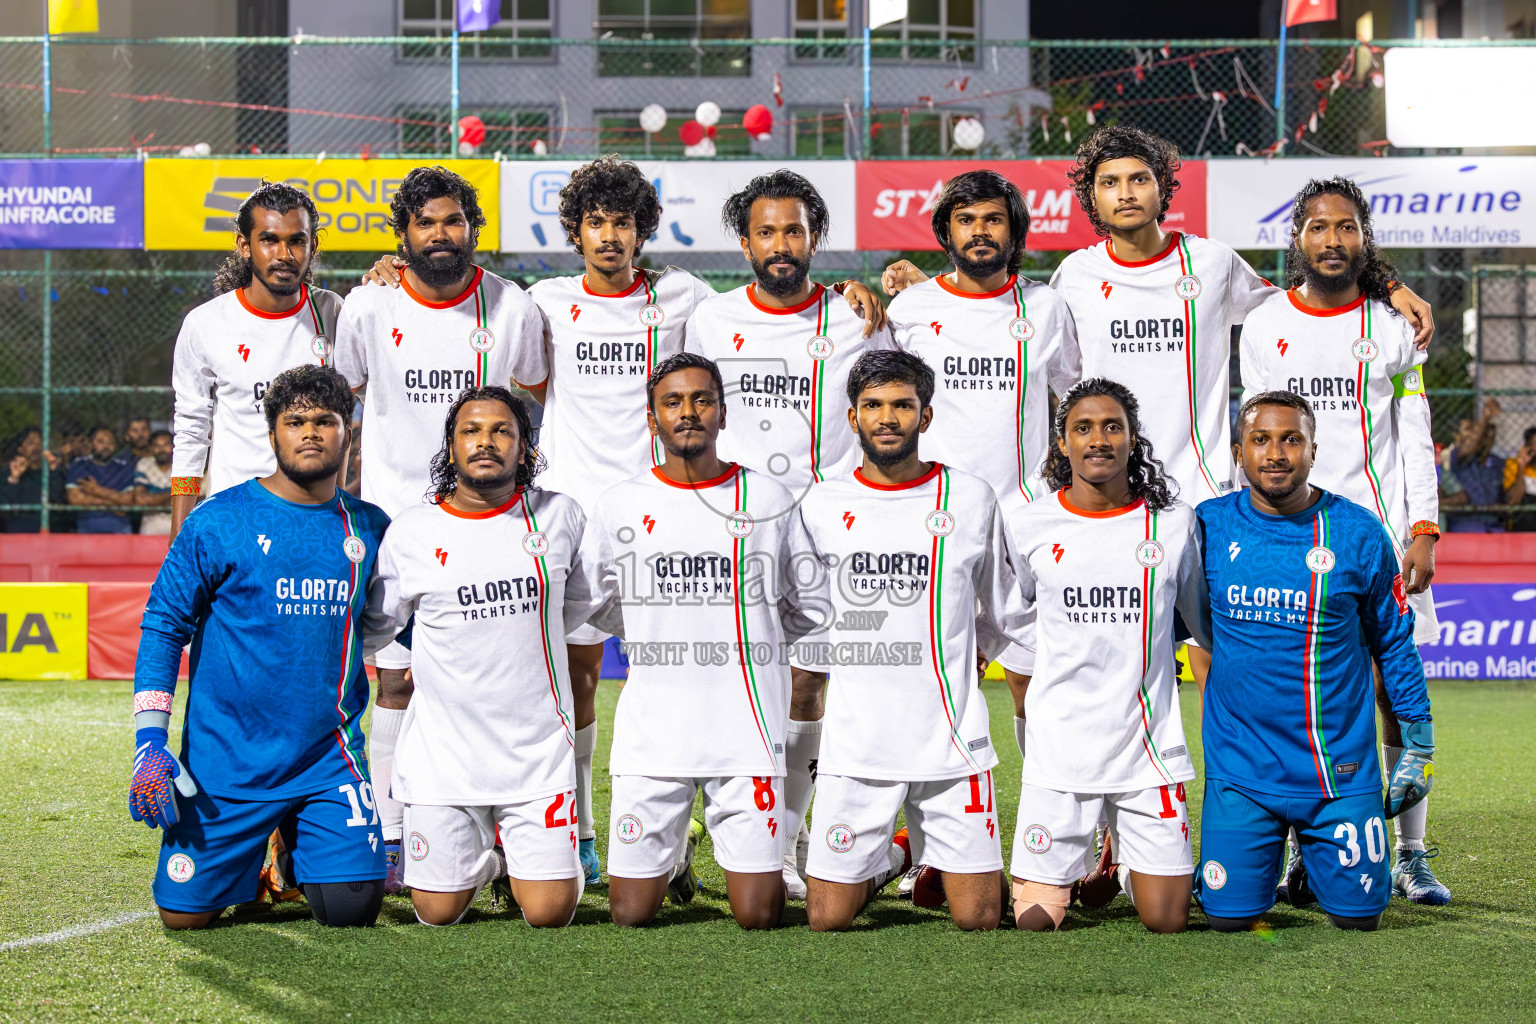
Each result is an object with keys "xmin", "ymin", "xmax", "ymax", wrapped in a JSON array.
[
  {"xmin": 407, "ymin": 832, "xmax": 429, "ymax": 860},
  {"xmin": 522, "ymin": 531, "xmax": 550, "ymax": 557},
  {"xmin": 1202, "ymin": 860, "xmax": 1227, "ymax": 890},
  {"xmin": 1134, "ymin": 539, "xmax": 1165, "ymax": 568},
  {"xmin": 925, "ymin": 510, "xmax": 956, "ymax": 537},
  {"xmin": 468, "ymin": 327, "xmax": 496, "ymax": 353},
  {"xmin": 807, "ymin": 335, "xmax": 834, "ymax": 361},
  {"xmin": 826, "ymin": 824, "xmax": 856, "ymax": 853},
  {"xmin": 1305, "ymin": 545, "xmax": 1336, "ymax": 574},
  {"xmin": 1023, "ymin": 825, "xmax": 1052, "ymax": 854},
  {"xmin": 1174, "ymin": 274, "xmax": 1202, "ymax": 300},
  {"xmin": 616, "ymin": 815, "xmax": 643, "ymax": 844},
  {"xmin": 311, "ymin": 334, "xmax": 330, "ymax": 359},
  {"xmin": 165, "ymin": 853, "xmax": 195, "ymax": 882},
  {"xmin": 638, "ymin": 303, "xmax": 665, "ymax": 328},
  {"xmin": 1403, "ymin": 369, "xmax": 1422, "ymax": 391},
  {"xmin": 342, "ymin": 536, "xmax": 367, "ymax": 563},
  {"xmin": 726, "ymin": 511, "xmax": 755, "ymax": 538},
  {"xmin": 1352, "ymin": 337, "xmax": 1379, "ymax": 363},
  {"xmin": 1009, "ymin": 317, "xmax": 1035, "ymax": 343}
]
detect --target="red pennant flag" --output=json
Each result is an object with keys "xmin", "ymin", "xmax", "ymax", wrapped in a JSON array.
[{"xmin": 1285, "ymin": 0, "xmax": 1336, "ymax": 26}]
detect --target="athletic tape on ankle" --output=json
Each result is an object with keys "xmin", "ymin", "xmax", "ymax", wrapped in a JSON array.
[{"xmin": 1013, "ymin": 880, "xmax": 1070, "ymax": 927}]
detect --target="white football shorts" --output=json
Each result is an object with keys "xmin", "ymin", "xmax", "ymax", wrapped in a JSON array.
[
  {"xmin": 402, "ymin": 791, "xmax": 582, "ymax": 890},
  {"xmin": 607, "ymin": 775, "xmax": 783, "ymax": 877},
  {"xmin": 367, "ymin": 638, "xmax": 412, "ymax": 671},
  {"xmin": 806, "ymin": 771, "xmax": 1004, "ymax": 885},
  {"xmin": 1011, "ymin": 781, "xmax": 1193, "ymax": 884},
  {"xmin": 565, "ymin": 622, "xmax": 612, "ymax": 647},
  {"xmin": 1410, "ymin": 587, "xmax": 1438, "ymax": 646}
]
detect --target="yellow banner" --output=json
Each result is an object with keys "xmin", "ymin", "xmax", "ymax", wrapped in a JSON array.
[
  {"xmin": 0, "ymin": 584, "xmax": 87, "ymax": 681},
  {"xmin": 48, "ymin": 0, "xmax": 98, "ymax": 34},
  {"xmin": 143, "ymin": 159, "xmax": 500, "ymax": 251}
]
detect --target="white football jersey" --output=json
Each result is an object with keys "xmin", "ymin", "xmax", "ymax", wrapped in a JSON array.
[
  {"xmin": 889, "ymin": 274, "xmax": 1080, "ymax": 514},
  {"xmin": 332, "ymin": 267, "xmax": 547, "ymax": 517},
  {"xmin": 1006, "ymin": 491, "xmax": 1209, "ymax": 793},
  {"xmin": 530, "ymin": 268, "xmax": 717, "ymax": 511},
  {"xmin": 170, "ymin": 285, "xmax": 341, "ymax": 495},
  {"xmin": 587, "ymin": 464, "xmax": 823, "ymax": 778},
  {"xmin": 683, "ymin": 282, "xmax": 895, "ymax": 497},
  {"xmin": 1052, "ymin": 232, "xmax": 1274, "ymax": 505},
  {"xmin": 368, "ymin": 488, "xmax": 604, "ymax": 805},
  {"xmin": 1239, "ymin": 291, "xmax": 1436, "ymax": 556},
  {"xmin": 797, "ymin": 464, "xmax": 1028, "ymax": 782}
]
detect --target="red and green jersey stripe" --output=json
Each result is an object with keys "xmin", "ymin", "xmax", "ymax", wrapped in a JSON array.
[
  {"xmin": 642, "ymin": 271, "xmax": 666, "ymax": 468},
  {"xmin": 471, "ymin": 280, "xmax": 490, "ymax": 386},
  {"xmin": 519, "ymin": 496, "xmax": 576, "ymax": 748},
  {"xmin": 927, "ymin": 466, "xmax": 983, "ymax": 772},
  {"xmin": 806, "ymin": 287, "xmax": 833, "ymax": 483},
  {"xmin": 1303, "ymin": 507, "xmax": 1337, "ymax": 796},
  {"xmin": 305, "ymin": 287, "xmax": 330, "ymax": 367},
  {"xmin": 1354, "ymin": 302, "xmax": 1400, "ymax": 557},
  {"xmin": 1136, "ymin": 505, "xmax": 1176, "ymax": 784},
  {"xmin": 331, "ymin": 495, "xmax": 366, "ymax": 783},
  {"xmin": 730, "ymin": 469, "xmax": 776, "ymax": 764},
  {"xmin": 1176, "ymin": 236, "xmax": 1221, "ymax": 499},
  {"xmin": 1012, "ymin": 279, "xmax": 1034, "ymax": 503}
]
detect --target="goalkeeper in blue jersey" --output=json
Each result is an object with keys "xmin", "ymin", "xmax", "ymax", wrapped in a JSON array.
[
  {"xmin": 1194, "ymin": 392, "xmax": 1433, "ymax": 932},
  {"xmin": 130, "ymin": 365, "xmax": 396, "ymax": 929}
]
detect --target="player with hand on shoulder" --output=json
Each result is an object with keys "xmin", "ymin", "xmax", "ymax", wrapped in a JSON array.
[
  {"xmin": 1196, "ymin": 392, "xmax": 1434, "ymax": 932},
  {"xmin": 170, "ymin": 182, "xmax": 340, "ymax": 539},
  {"xmin": 332, "ymin": 165, "xmax": 548, "ymax": 893},
  {"xmin": 366, "ymin": 387, "xmax": 602, "ymax": 927},
  {"xmin": 797, "ymin": 351, "xmax": 1028, "ymax": 932},
  {"xmin": 131, "ymin": 365, "xmax": 393, "ymax": 929},
  {"xmin": 586, "ymin": 353, "xmax": 825, "ymax": 928},
  {"xmin": 1238, "ymin": 178, "xmax": 1448, "ymax": 906},
  {"xmin": 1001, "ymin": 378, "xmax": 1210, "ymax": 934}
]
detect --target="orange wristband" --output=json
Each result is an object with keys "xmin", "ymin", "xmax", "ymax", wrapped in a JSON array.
[
  {"xmin": 171, "ymin": 476, "xmax": 202, "ymax": 496},
  {"xmin": 1411, "ymin": 519, "xmax": 1440, "ymax": 539}
]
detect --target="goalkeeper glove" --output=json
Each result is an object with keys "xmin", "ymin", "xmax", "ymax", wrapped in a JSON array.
[
  {"xmin": 129, "ymin": 724, "xmax": 198, "ymax": 829},
  {"xmin": 1386, "ymin": 719, "xmax": 1434, "ymax": 819}
]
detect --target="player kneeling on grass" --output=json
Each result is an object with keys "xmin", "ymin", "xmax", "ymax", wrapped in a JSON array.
[
  {"xmin": 366, "ymin": 387, "xmax": 606, "ymax": 928},
  {"xmin": 798, "ymin": 350, "xmax": 1030, "ymax": 932},
  {"xmin": 131, "ymin": 365, "xmax": 392, "ymax": 930},
  {"xmin": 585, "ymin": 353, "xmax": 825, "ymax": 929},
  {"xmin": 1194, "ymin": 392, "xmax": 1434, "ymax": 933},
  {"xmin": 1000, "ymin": 378, "xmax": 1210, "ymax": 934}
]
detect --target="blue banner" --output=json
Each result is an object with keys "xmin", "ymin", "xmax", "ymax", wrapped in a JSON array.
[
  {"xmin": 0, "ymin": 160, "xmax": 143, "ymax": 249},
  {"xmin": 1420, "ymin": 583, "xmax": 1536, "ymax": 680}
]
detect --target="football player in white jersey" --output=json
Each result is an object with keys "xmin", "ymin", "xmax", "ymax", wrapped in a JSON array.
[
  {"xmin": 170, "ymin": 181, "xmax": 341, "ymax": 539},
  {"xmin": 1239, "ymin": 176, "xmax": 1448, "ymax": 906},
  {"xmin": 796, "ymin": 351, "xmax": 1027, "ymax": 931},
  {"xmin": 1001, "ymin": 378, "xmax": 1210, "ymax": 933},
  {"xmin": 333, "ymin": 166, "xmax": 547, "ymax": 892},
  {"xmin": 683, "ymin": 169, "xmax": 894, "ymax": 899},
  {"xmin": 585, "ymin": 352, "xmax": 825, "ymax": 928},
  {"xmin": 368, "ymin": 386, "xmax": 602, "ymax": 927}
]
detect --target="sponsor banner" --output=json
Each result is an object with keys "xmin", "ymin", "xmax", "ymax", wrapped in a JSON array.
[
  {"xmin": 0, "ymin": 583, "xmax": 87, "ymax": 680},
  {"xmin": 499, "ymin": 160, "xmax": 857, "ymax": 253},
  {"xmin": 144, "ymin": 159, "xmax": 500, "ymax": 250},
  {"xmin": 0, "ymin": 159, "xmax": 142, "ymax": 249},
  {"xmin": 855, "ymin": 159, "xmax": 1208, "ymax": 252},
  {"xmin": 1207, "ymin": 156, "xmax": 1534, "ymax": 250},
  {"xmin": 1420, "ymin": 583, "xmax": 1536, "ymax": 681}
]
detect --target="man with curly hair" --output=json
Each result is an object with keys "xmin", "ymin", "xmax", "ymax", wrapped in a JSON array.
[
  {"xmin": 1237, "ymin": 177, "xmax": 1447, "ymax": 907},
  {"xmin": 333, "ymin": 164, "xmax": 548, "ymax": 893}
]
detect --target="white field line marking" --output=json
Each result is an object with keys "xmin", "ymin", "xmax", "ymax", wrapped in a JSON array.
[{"xmin": 0, "ymin": 911, "xmax": 156, "ymax": 951}]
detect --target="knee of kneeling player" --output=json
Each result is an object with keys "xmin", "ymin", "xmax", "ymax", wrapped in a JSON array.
[
  {"xmin": 305, "ymin": 880, "xmax": 384, "ymax": 928},
  {"xmin": 1327, "ymin": 911, "xmax": 1382, "ymax": 932},
  {"xmin": 1012, "ymin": 879, "xmax": 1070, "ymax": 931},
  {"xmin": 1139, "ymin": 908, "xmax": 1189, "ymax": 934},
  {"xmin": 1205, "ymin": 914, "xmax": 1261, "ymax": 934},
  {"xmin": 157, "ymin": 908, "xmax": 218, "ymax": 931},
  {"xmin": 733, "ymin": 902, "xmax": 782, "ymax": 931},
  {"xmin": 608, "ymin": 892, "xmax": 661, "ymax": 928},
  {"xmin": 805, "ymin": 901, "xmax": 854, "ymax": 933},
  {"xmin": 521, "ymin": 902, "xmax": 578, "ymax": 929}
]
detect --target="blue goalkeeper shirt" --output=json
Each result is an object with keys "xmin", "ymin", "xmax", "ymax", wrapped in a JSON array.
[
  {"xmin": 1196, "ymin": 488, "xmax": 1430, "ymax": 799},
  {"xmin": 135, "ymin": 479, "xmax": 391, "ymax": 799}
]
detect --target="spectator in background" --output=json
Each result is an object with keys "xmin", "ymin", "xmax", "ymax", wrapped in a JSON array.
[
  {"xmin": 66, "ymin": 426, "xmax": 136, "ymax": 534},
  {"xmin": 124, "ymin": 416, "xmax": 154, "ymax": 461},
  {"xmin": 1, "ymin": 427, "xmax": 44, "ymax": 532},
  {"xmin": 1504, "ymin": 425, "xmax": 1536, "ymax": 532},
  {"xmin": 134, "ymin": 430, "xmax": 174, "ymax": 535},
  {"xmin": 1445, "ymin": 399, "xmax": 1506, "ymax": 532}
]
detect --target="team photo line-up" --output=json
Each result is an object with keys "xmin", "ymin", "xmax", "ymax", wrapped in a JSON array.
[{"xmin": 129, "ymin": 122, "xmax": 1444, "ymax": 935}]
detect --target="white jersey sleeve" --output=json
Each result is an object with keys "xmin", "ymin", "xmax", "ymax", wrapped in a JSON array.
[
  {"xmin": 1227, "ymin": 245, "xmax": 1278, "ymax": 321},
  {"xmin": 170, "ymin": 312, "xmax": 217, "ymax": 482},
  {"xmin": 332, "ymin": 293, "xmax": 369, "ymax": 390},
  {"xmin": 975, "ymin": 496, "xmax": 1031, "ymax": 660},
  {"xmin": 1392, "ymin": 341, "xmax": 1438, "ymax": 529}
]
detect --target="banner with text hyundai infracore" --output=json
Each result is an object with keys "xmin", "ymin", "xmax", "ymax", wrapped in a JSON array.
[{"xmin": 1207, "ymin": 157, "xmax": 1533, "ymax": 250}]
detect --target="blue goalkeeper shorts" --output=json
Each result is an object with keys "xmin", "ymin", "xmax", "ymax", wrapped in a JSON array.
[
  {"xmin": 1197, "ymin": 779, "xmax": 1391, "ymax": 919},
  {"xmin": 153, "ymin": 781, "xmax": 385, "ymax": 914}
]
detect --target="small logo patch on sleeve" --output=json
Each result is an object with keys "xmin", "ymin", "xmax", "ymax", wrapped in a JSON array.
[
  {"xmin": 967, "ymin": 736, "xmax": 990, "ymax": 751},
  {"xmin": 1160, "ymin": 745, "xmax": 1187, "ymax": 760},
  {"xmin": 1334, "ymin": 762, "xmax": 1360, "ymax": 775}
]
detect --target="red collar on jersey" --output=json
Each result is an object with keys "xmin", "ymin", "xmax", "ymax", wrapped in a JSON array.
[
  {"xmin": 746, "ymin": 282, "xmax": 825, "ymax": 315},
  {"xmin": 236, "ymin": 284, "xmax": 309, "ymax": 320},
  {"xmin": 936, "ymin": 273, "xmax": 1016, "ymax": 299},
  {"xmin": 1057, "ymin": 488, "xmax": 1145, "ymax": 518},
  {"xmin": 1286, "ymin": 288, "xmax": 1367, "ymax": 318},
  {"xmin": 582, "ymin": 270, "xmax": 648, "ymax": 298},
  {"xmin": 402, "ymin": 265, "xmax": 484, "ymax": 309},
  {"xmin": 854, "ymin": 462, "xmax": 943, "ymax": 491},
  {"xmin": 435, "ymin": 488, "xmax": 524, "ymax": 519},
  {"xmin": 651, "ymin": 463, "xmax": 740, "ymax": 489},
  {"xmin": 1105, "ymin": 232, "xmax": 1181, "ymax": 268}
]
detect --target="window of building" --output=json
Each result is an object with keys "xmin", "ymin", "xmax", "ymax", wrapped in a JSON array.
[
  {"xmin": 793, "ymin": 0, "xmax": 851, "ymax": 61},
  {"xmin": 597, "ymin": 108, "xmax": 753, "ymax": 157},
  {"xmin": 595, "ymin": 0, "xmax": 752, "ymax": 77},
  {"xmin": 793, "ymin": 109, "xmax": 848, "ymax": 157},
  {"xmin": 869, "ymin": 108, "xmax": 976, "ymax": 156},
  {"xmin": 399, "ymin": 106, "xmax": 554, "ymax": 155},
  {"xmin": 400, "ymin": 0, "xmax": 554, "ymax": 61},
  {"xmin": 871, "ymin": 0, "xmax": 976, "ymax": 63}
]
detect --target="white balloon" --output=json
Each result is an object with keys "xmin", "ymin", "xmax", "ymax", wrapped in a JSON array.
[
  {"xmin": 639, "ymin": 103, "xmax": 668, "ymax": 134},
  {"xmin": 952, "ymin": 117, "xmax": 985, "ymax": 151},
  {"xmin": 694, "ymin": 101, "xmax": 722, "ymax": 128},
  {"xmin": 192, "ymin": 141, "xmax": 212, "ymax": 157},
  {"xmin": 178, "ymin": 145, "xmax": 197, "ymax": 158},
  {"xmin": 683, "ymin": 137, "xmax": 717, "ymax": 159},
  {"xmin": 458, "ymin": 141, "xmax": 477, "ymax": 157},
  {"xmin": 532, "ymin": 139, "xmax": 549, "ymax": 156}
]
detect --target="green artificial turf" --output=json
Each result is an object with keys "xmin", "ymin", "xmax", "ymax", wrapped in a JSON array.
[{"xmin": 1, "ymin": 678, "xmax": 1531, "ymax": 1023}]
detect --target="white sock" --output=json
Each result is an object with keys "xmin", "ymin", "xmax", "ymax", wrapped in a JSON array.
[
  {"xmin": 574, "ymin": 722, "xmax": 597, "ymax": 842},
  {"xmin": 1383, "ymin": 744, "xmax": 1426, "ymax": 851},
  {"xmin": 874, "ymin": 840, "xmax": 907, "ymax": 889},
  {"xmin": 784, "ymin": 719, "xmax": 822, "ymax": 852},
  {"xmin": 1117, "ymin": 863, "xmax": 1135, "ymax": 906},
  {"xmin": 1013, "ymin": 716, "xmax": 1027, "ymax": 759},
  {"xmin": 369, "ymin": 706, "xmax": 407, "ymax": 843}
]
